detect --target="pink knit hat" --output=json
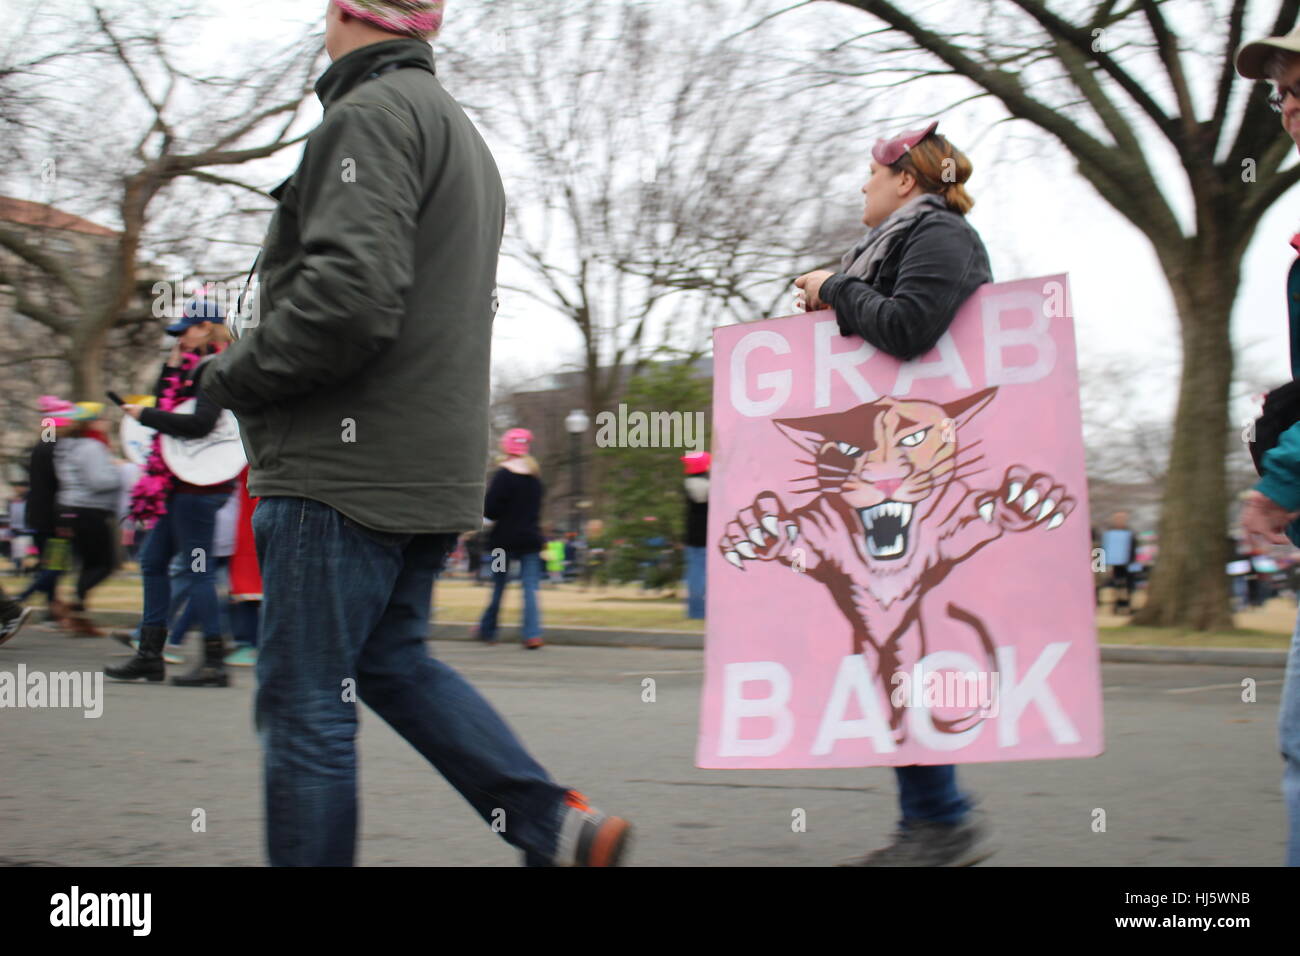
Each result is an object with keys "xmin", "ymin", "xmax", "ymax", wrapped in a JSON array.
[
  {"xmin": 500, "ymin": 427, "xmax": 532, "ymax": 457},
  {"xmin": 681, "ymin": 451, "xmax": 712, "ymax": 475},
  {"xmin": 333, "ymin": 0, "xmax": 445, "ymax": 39},
  {"xmin": 37, "ymin": 395, "xmax": 77, "ymax": 427}
]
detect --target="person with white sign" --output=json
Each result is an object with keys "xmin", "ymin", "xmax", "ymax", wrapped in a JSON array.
[
  {"xmin": 105, "ymin": 299, "xmax": 238, "ymax": 688},
  {"xmin": 793, "ymin": 122, "xmax": 995, "ymax": 866}
]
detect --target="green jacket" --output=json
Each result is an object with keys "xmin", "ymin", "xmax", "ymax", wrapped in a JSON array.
[{"xmin": 203, "ymin": 39, "xmax": 504, "ymax": 533}]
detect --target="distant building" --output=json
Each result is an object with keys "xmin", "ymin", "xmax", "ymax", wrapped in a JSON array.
[{"xmin": 0, "ymin": 195, "xmax": 161, "ymax": 488}]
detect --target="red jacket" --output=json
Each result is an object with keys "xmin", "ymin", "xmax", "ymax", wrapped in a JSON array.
[{"xmin": 228, "ymin": 467, "xmax": 262, "ymax": 600}]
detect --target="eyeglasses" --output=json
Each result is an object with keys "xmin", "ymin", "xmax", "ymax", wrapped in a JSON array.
[{"xmin": 1268, "ymin": 80, "xmax": 1300, "ymax": 112}]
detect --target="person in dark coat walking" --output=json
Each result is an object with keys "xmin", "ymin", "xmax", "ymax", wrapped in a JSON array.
[
  {"xmin": 474, "ymin": 428, "xmax": 546, "ymax": 647},
  {"xmin": 200, "ymin": 1, "xmax": 629, "ymax": 867},
  {"xmin": 16, "ymin": 397, "xmax": 72, "ymax": 623}
]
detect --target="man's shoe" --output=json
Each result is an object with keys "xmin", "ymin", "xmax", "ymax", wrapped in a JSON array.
[
  {"xmin": 524, "ymin": 637, "xmax": 544, "ymax": 650},
  {"xmin": 0, "ymin": 606, "xmax": 33, "ymax": 647},
  {"xmin": 104, "ymin": 625, "xmax": 167, "ymax": 682},
  {"xmin": 171, "ymin": 635, "xmax": 230, "ymax": 687},
  {"xmin": 840, "ymin": 811, "xmax": 995, "ymax": 867},
  {"xmin": 553, "ymin": 790, "xmax": 632, "ymax": 866}
]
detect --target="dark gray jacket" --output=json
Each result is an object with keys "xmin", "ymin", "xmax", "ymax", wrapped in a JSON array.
[
  {"xmin": 819, "ymin": 208, "xmax": 992, "ymax": 361},
  {"xmin": 203, "ymin": 39, "xmax": 505, "ymax": 533}
]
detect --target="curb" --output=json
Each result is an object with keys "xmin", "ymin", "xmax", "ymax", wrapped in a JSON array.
[
  {"xmin": 81, "ymin": 610, "xmax": 1290, "ymax": 666},
  {"xmin": 1097, "ymin": 644, "xmax": 1289, "ymax": 668},
  {"xmin": 430, "ymin": 621, "xmax": 704, "ymax": 650}
]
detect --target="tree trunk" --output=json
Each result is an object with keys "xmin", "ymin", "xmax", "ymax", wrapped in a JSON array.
[
  {"xmin": 1131, "ymin": 252, "xmax": 1240, "ymax": 630},
  {"xmin": 71, "ymin": 330, "xmax": 106, "ymax": 403}
]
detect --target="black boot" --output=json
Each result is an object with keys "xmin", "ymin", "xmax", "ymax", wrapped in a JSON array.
[
  {"xmin": 171, "ymin": 635, "xmax": 230, "ymax": 688},
  {"xmin": 104, "ymin": 624, "xmax": 167, "ymax": 682}
]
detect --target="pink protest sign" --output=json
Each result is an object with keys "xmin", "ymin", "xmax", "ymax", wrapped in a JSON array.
[{"xmin": 696, "ymin": 275, "xmax": 1102, "ymax": 769}]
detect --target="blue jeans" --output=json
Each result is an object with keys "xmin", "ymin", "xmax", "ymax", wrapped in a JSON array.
[
  {"xmin": 166, "ymin": 555, "xmax": 232, "ymax": 645},
  {"xmin": 479, "ymin": 551, "xmax": 542, "ymax": 641},
  {"xmin": 1281, "ymin": 611, "xmax": 1300, "ymax": 865},
  {"xmin": 252, "ymin": 497, "xmax": 570, "ymax": 866},
  {"xmin": 684, "ymin": 545, "xmax": 706, "ymax": 619},
  {"xmin": 138, "ymin": 491, "xmax": 226, "ymax": 636},
  {"xmin": 128, "ymin": 554, "xmax": 192, "ymax": 646},
  {"xmin": 895, "ymin": 765, "xmax": 971, "ymax": 826}
]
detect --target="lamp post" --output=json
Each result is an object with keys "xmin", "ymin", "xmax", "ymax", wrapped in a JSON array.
[{"xmin": 564, "ymin": 408, "xmax": 590, "ymax": 537}]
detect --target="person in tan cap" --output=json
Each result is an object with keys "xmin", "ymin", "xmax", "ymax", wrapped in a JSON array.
[
  {"xmin": 1236, "ymin": 23, "xmax": 1300, "ymax": 87},
  {"xmin": 1236, "ymin": 22, "xmax": 1300, "ymax": 867}
]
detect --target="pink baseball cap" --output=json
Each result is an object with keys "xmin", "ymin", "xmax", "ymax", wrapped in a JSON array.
[
  {"xmin": 500, "ymin": 427, "xmax": 532, "ymax": 457},
  {"xmin": 681, "ymin": 451, "xmax": 711, "ymax": 475},
  {"xmin": 871, "ymin": 121, "xmax": 939, "ymax": 166}
]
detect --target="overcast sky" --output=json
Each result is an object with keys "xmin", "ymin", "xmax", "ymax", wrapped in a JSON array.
[{"xmin": 5, "ymin": 0, "xmax": 1296, "ymax": 429}]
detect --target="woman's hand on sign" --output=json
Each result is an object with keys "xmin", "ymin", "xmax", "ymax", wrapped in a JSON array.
[
  {"xmin": 121, "ymin": 404, "xmax": 144, "ymax": 421},
  {"xmin": 794, "ymin": 270, "xmax": 834, "ymax": 312}
]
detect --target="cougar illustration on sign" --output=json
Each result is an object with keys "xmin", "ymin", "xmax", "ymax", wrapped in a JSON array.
[{"xmin": 718, "ymin": 386, "xmax": 1075, "ymax": 739}]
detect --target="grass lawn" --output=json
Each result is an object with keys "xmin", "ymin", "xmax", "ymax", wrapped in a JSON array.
[
  {"xmin": 4, "ymin": 572, "xmax": 1294, "ymax": 648},
  {"xmin": 1096, "ymin": 626, "xmax": 1290, "ymax": 649},
  {"xmin": 0, "ymin": 572, "xmax": 708, "ymax": 634}
]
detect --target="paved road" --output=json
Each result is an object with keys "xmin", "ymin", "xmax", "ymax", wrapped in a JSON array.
[{"xmin": 0, "ymin": 623, "xmax": 1288, "ymax": 866}]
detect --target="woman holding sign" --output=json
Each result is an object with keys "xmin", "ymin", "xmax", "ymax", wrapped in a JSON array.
[
  {"xmin": 106, "ymin": 300, "xmax": 237, "ymax": 688},
  {"xmin": 795, "ymin": 122, "xmax": 995, "ymax": 866}
]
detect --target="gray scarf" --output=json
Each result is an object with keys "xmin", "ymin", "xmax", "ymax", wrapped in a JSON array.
[{"xmin": 840, "ymin": 192, "xmax": 948, "ymax": 283}]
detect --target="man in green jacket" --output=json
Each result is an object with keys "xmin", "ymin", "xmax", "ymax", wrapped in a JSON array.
[
  {"xmin": 203, "ymin": 0, "xmax": 630, "ymax": 866},
  {"xmin": 1237, "ymin": 24, "xmax": 1300, "ymax": 867}
]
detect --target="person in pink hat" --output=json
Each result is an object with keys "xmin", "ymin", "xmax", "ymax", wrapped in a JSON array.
[
  {"xmin": 795, "ymin": 122, "xmax": 996, "ymax": 867},
  {"xmin": 474, "ymin": 427, "xmax": 547, "ymax": 648},
  {"xmin": 48, "ymin": 402, "xmax": 122, "ymax": 638},
  {"xmin": 681, "ymin": 450, "xmax": 711, "ymax": 619}
]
